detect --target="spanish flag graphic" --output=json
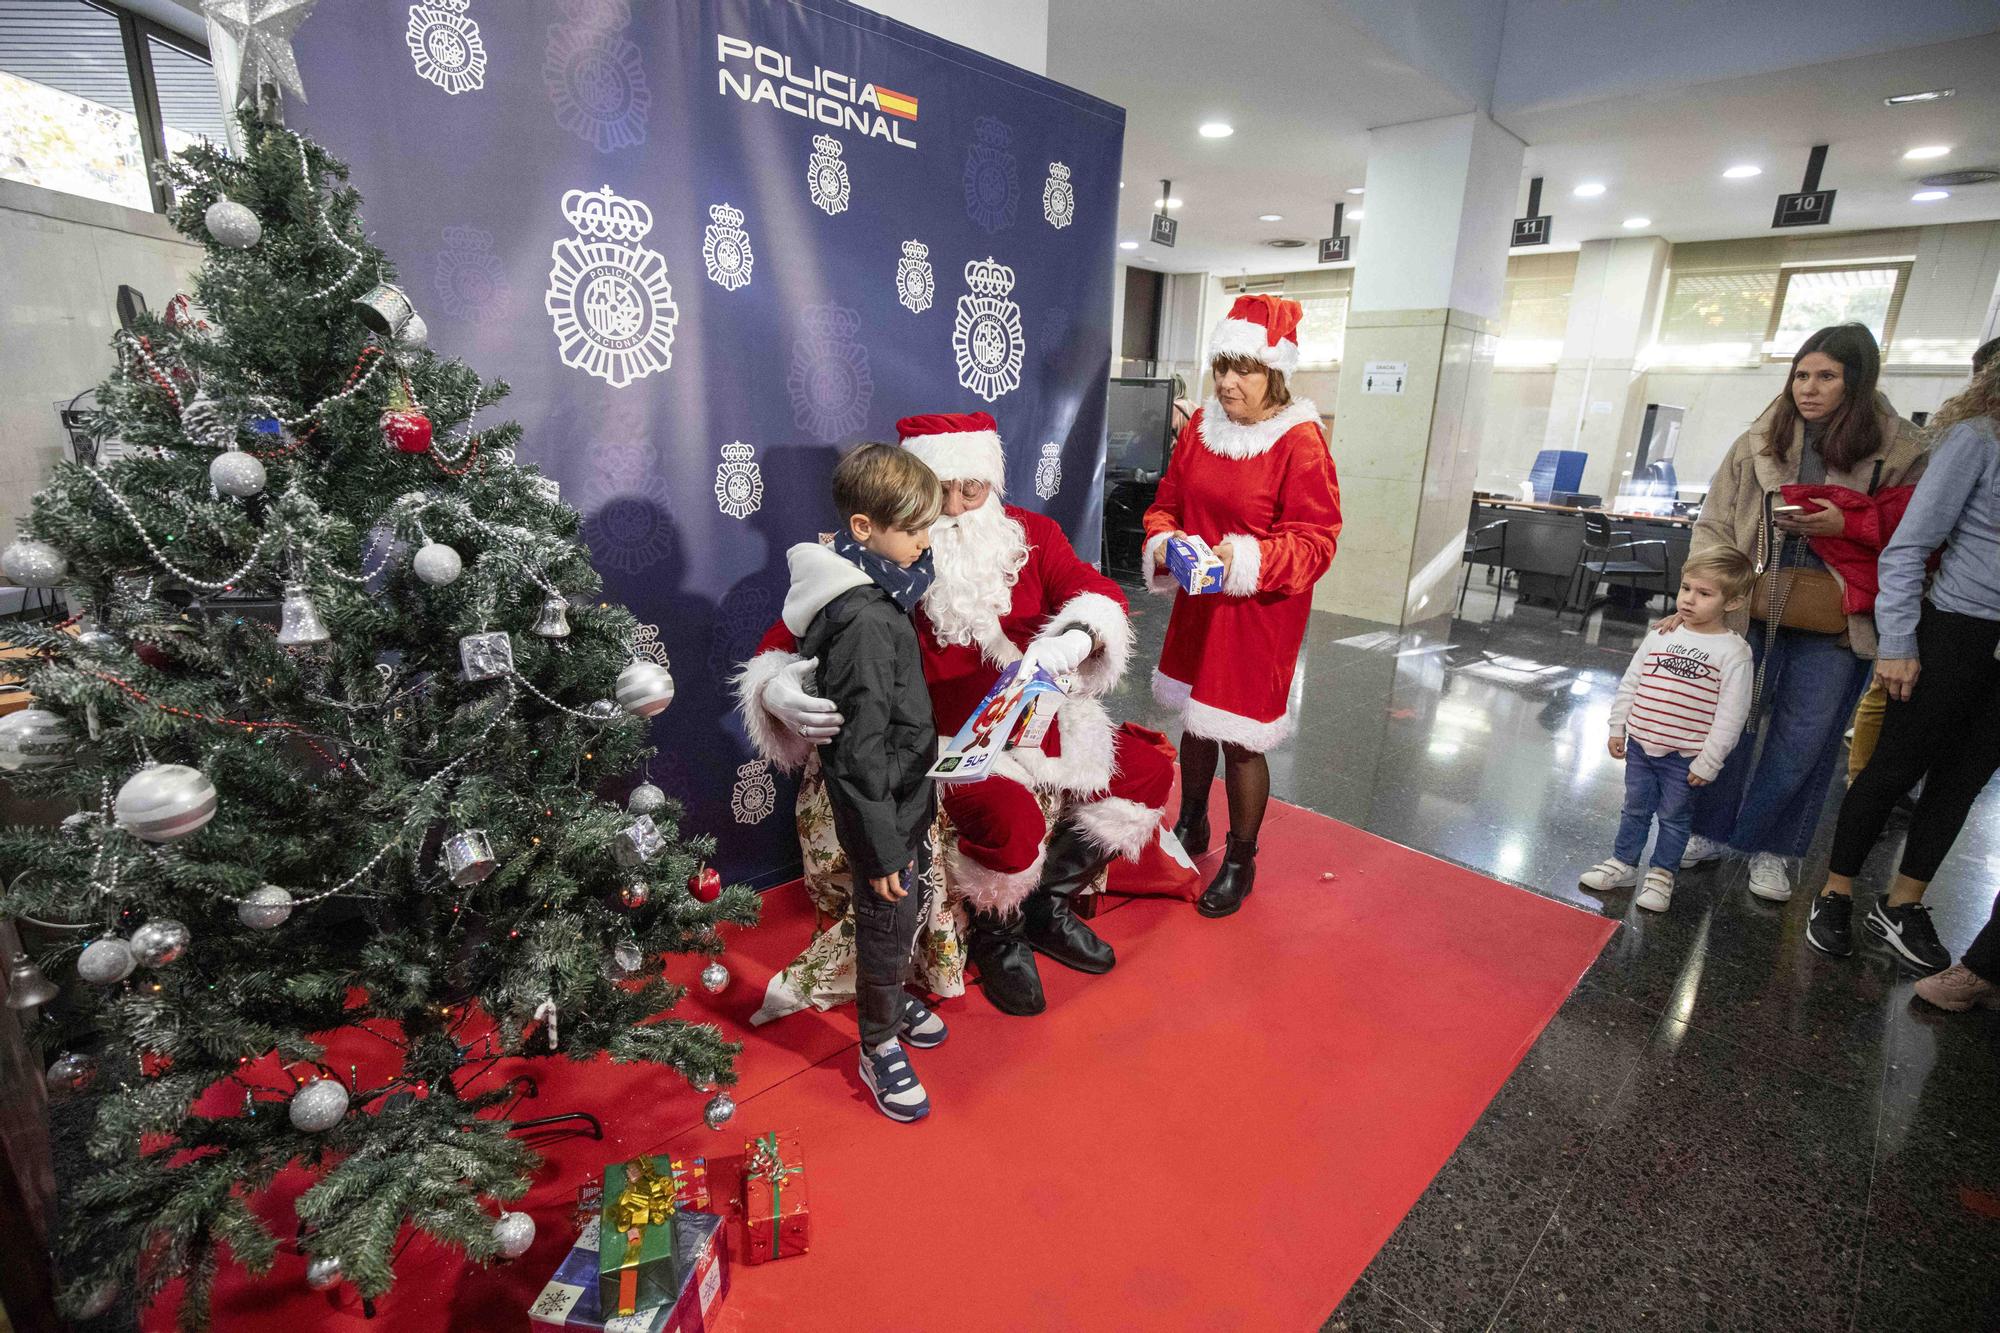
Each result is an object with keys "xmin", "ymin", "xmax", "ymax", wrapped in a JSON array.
[{"xmin": 875, "ymin": 85, "xmax": 918, "ymax": 120}]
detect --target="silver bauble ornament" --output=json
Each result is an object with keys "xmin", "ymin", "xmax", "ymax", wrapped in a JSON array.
[
  {"xmin": 1, "ymin": 538, "xmax": 67, "ymax": 587},
  {"xmin": 209, "ymin": 448, "xmax": 267, "ymax": 498},
  {"xmin": 615, "ymin": 658, "xmax": 676, "ymax": 718},
  {"xmin": 304, "ymin": 1255, "xmax": 342, "ymax": 1291},
  {"xmin": 76, "ymin": 1280, "xmax": 120, "ymax": 1319},
  {"xmin": 46, "ymin": 1051, "xmax": 98, "ymax": 1094},
  {"xmin": 699, "ymin": 961, "xmax": 730, "ymax": 994},
  {"xmin": 203, "ymin": 199, "xmax": 263, "ymax": 249},
  {"xmin": 412, "ymin": 542, "xmax": 462, "ymax": 586},
  {"xmin": 492, "ymin": 1210, "xmax": 536, "ymax": 1259},
  {"xmin": 0, "ymin": 707, "xmax": 73, "ymax": 770},
  {"xmin": 130, "ymin": 918, "xmax": 190, "ymax": 968},
  {"xmin": 627, "ymin": 782, "xmax": 666, "ymax": 816},
  {"xmin": 75, "ymin": 619, "xmax": 121, "ymax": 653},
  {"xmin": 238, "ymin": 884, "xmax": 295, "ymax": 929},
  {"xmin": 610, "ymin": 941, "xmax": 644, "ymax": 976},
  {"xmin": 288, "ymin": 1077, "xmax": 350, "ymax": 1132},
  {"xmin": 115, "ymin": 763, "xmax": 217, "ymax": 842},
  {"xmin": 702, "ymin": 1091, "xmax": 736, "ymax": 1130},
  {"xmin": 619, "ymin": 881, "xmax": 650, "ymax": 909},
  {"xmin": 77, "ymin": 937, "xmax": 136, "ymax": 985}
]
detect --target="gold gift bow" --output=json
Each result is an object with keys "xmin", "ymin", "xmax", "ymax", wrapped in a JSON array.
[{"xmin": 611, "ymin": 1156, "xmax": 678, "ymax": 1231}]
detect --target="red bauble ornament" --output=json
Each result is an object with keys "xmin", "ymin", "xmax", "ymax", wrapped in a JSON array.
[
  {"xmin": 381, "ymin": 408, "xmax": 432, "ymax": 454},
  {"xmin": 135, "ymin": 641, "xmax": 171, "ymax": 669},
  {"xmin": 688, "ymin": 866, "xmax": 722, "ymax": 903}
]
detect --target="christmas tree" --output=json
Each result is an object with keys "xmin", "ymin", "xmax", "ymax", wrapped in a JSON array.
[{"xmin": 0, "ymin": 112, "xmax": 757, "ymax": 1326}]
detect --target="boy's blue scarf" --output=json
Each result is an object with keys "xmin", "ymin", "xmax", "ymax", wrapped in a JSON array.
[{"xmin": 833, "ymin": 532, "xmax": 935, "ymax": 614}]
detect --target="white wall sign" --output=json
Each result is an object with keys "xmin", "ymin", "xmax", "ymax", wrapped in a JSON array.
[{"xmin": 1362, "ymin": 360, "xmax": 1407, "ymax": 395}]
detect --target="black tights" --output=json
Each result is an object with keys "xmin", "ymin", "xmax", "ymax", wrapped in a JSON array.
[{"xmin": 1178, "ymin": 734, "xmax": 1270, "ymax": 843}]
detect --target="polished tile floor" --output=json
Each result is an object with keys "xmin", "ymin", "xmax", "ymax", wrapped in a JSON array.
[{"xmin": 1107, "ymin": 575, "xmax": 2000, "ymax": 1332}]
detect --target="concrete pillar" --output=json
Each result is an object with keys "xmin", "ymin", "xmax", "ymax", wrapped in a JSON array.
[
  {"xmin": 1317, "ymin": 111, "xmax": 1524, "ymax": 626},
  {"xmin": 1541, "ymin": 236, "xmax": 1670, "ymax": 501}
]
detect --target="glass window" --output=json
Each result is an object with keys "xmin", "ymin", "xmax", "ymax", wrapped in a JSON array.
[
  {"xmin": 0, "ymin": 0, "xmax": 149, "ymax": 209},
  {"xmin": 1767, "ymin": 264, "xmax": 1908, "ymax": 360},
  {"xmin": 1652, "ymin": 268, "xmax": 1778, "ymax": 366},
  {"xmin": 149, "ymin": 34, "xmax": 227, "ymax": 155},
  {"xmin": 1294, "ymin": 294, "xmax": 1347, "ymax": 366}
]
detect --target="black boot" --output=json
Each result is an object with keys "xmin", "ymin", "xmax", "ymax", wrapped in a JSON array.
[
  {"xmin": 967, "ymin": 909, "xmax": 1045, "ymax": 1015},
  {"xmin": 1022, "ymin": 819, "xmax": 1117, "ymax": 975},
  {"xmin": 1171, "ymin": 795, "xmax": 1211, "ymax": 858},
  {"xmin": 1196, "ymin": 833, "xmax": 1257, "ymax": 918}
]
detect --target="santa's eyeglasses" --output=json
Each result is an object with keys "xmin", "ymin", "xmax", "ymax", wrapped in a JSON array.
[{"xmin": 942, "ymin": 480, "xmax": 991, "ymax": 505}]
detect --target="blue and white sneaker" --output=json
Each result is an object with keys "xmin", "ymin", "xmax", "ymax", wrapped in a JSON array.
[
  {"xmin": 899, "ymin": 997, "xmax": 948, "ymax": 1049},
  {"xmin": 859, "ymin": 1040, "xmax": 930, "ymax": 1123}
]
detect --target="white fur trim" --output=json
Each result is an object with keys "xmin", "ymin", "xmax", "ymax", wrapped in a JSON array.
[
  {"xmin": 1209, "ymin": 317, "xmax": 1300, "ymax": 376},
  {"xmin": 950, "ymin": 844, "xmax": 1046, "ymax": 915},
  {"xmin": 902, "ymin": 429, "xmax": 1006, "ymax": 489},
  {"xmin": 1151, "ymin": 668, "xmax": 1193, "ymax": 712},
  {"xmin": 1001, "ymin": 695, "xmax": 1116, "ymax": 797},
  {"xmin": 1072, "ymin": 795, "xmax": 1163, "ymax": 862},
  {"xmin": 1221, "ymin": 533, "xmax": 1262, "ymax": 597},
  {"xmin": 1142, "ymin": 532, "xmax": 1176, "ymax": 596},
  {"xmin": 1196, "ymin": 397, "xmax": 1321, "ymax": 460},
  {"xmin": 730, "ymin": 648, "xmax": 816, "ymax": 774},
  {"xmin": 1151, "ymin": 667, "xmax": 1295, "ymax": 753},
  {"xmin": 1042, "ymin": 591, "xmax": 1132, "ymax": 696},
  {"xmin": 780, "ymin": 542, "xmax": 872, "ymax": 635}
]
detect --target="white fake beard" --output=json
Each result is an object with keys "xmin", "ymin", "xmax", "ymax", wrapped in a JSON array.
[{"xmin": 924, "ymin": 497, "xmax": 1030, "ymax": 649}]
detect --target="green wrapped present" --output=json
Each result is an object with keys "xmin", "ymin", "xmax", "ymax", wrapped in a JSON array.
[{"xmin": 596, "ymin": 1156, "xmax": 681, "ymax": 1317}]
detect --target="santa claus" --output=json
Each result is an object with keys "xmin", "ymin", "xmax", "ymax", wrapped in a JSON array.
[{"xmin": 734, "ymin": 412, "xmax": 1176, "ymax": 1015}]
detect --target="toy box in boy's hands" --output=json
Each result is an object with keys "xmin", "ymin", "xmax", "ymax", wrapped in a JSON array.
[
  {"xmin": 926, "ymin": 660, "xmax": 1068, "ymax": 783},
  {"xmin": 1167, "ymin": 534, "xmax": 1225, "ymax": 594},
  {"xmin": 528, "ymin": 1212, "xmax": 728, "ymax": 1333}
]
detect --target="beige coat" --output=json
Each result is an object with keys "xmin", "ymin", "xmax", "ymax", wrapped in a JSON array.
[{"xmin": 1691, "ymin": 392, "xmax": 1929, "ymax": 658}]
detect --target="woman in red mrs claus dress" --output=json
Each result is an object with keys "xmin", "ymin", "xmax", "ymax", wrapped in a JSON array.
[{"xmin": 1142, "ymin": 294, "xmax": 1343, "ymax": 917}]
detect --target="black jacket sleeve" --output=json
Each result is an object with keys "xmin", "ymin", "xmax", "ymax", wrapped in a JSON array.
[{"xmin": 816, "ymin": 606, "xmax": 911, "ymax": 880}]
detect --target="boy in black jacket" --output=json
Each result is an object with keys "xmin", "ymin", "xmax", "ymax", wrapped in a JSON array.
[{"xmin": 781, "ymin": 443, "xmax": 946, "ymax": 1121}]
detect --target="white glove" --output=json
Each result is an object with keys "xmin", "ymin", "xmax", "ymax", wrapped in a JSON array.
[
  {"xmin": 1020, "ymin": 628, "xmax": 1094, "ymax": 678},
  {"xmin": 765, "ymin": 656, "xmax": 844, "ymax": 743}
]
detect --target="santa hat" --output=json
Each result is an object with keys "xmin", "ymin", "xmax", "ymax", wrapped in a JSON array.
[
  {"xmin": 1208, "ymin": 293, "xmax": 1303, "ymax": 377},
  {"xmin": 897, "ymin": 411, "xmax": 1006, "ymax": 492}
]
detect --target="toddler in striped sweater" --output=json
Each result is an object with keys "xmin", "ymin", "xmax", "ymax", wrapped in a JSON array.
[{"xmin": 1581, "ymin": 548, "xmax": 1756, "ymax": 912}]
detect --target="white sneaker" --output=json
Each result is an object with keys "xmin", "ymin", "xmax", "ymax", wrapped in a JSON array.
[
  {"xmin": 1681, "ymin": 835, "xmax": 1725, "ymax": 868},
  {"xmin": 1635, "ymin": 868, "xmax": 1673, "ymax": 913},
  {"xmin": 1579, "ymin": 858, "xmax": 1639, "ymax": 892},
  {"xmin": 1747, "ymin": 852, "xmax": 1793, "ymax": 902}
]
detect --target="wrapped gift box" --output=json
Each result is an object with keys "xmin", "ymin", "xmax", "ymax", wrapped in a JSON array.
[
  {"xmin": 529, "ymin": 1212, "xmax": 728, "ymax": 1333},
  {"xmin": 577, "ymin": 1157, "xmax": 707, "ymax": 1227},
  {"xmin": 598, "ymin": 1156, "xmax": 686, "ymax": 1317},
  {"xmin": 741, "ymin": 1130, "xmax": 809, "ymax": 1264},
  {"xmin": 1167, "ymin": 534, "xmax": 1225, "ymax": 594}
]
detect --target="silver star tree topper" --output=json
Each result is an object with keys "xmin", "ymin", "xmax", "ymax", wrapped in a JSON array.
[{"xmin": 203, "ymin": 0, "xmax": 317, "ymax": 108}]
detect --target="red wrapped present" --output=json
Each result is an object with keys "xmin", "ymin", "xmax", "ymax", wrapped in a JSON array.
[{"xmin": 740, "ymin": 1131, "xmax": 808, "ymax": 1263}]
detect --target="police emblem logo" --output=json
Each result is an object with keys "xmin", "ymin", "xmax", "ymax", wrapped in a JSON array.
[
  {"xmin": 631, "ymin": 621, "xmax": 671, "ymax": 668},
  {"xmin": 433, "ymin": 224, "xmax": 509, "ymax": 322},
  {"xmin": 406, "ymin": 0, "xmax": 487, "ymax": 94},
  {"xmin": 895, "ymin": 239, "xmax": 934, "ymax": 315},
  {"xmin": 543, "ymin": 0, "xmax": 649, "ymax": 153},
  {"xmin": 807, "ymin": 134, "xmax": 851, "ymax": 216},
  {"xmin": 953, "ymin": 257, "xmax": 1026, "ymax": 403},
  {"xmin": 789, "ymin": 305, "xmax": 874, "ymax": 442},
  {"xmin": 1042, "ymin": 162, "xmax": 1074, "ymax": 229},
  {"xmin": 544, "ymin": 185, "xmax": 678, "ymax": 388},
  {"xmin": 731, "ymin": 758, "xmax": 778, "ymax": 826},
  {"xmin": 1035, "ymin": 439, "xmax": 1063, "ymax": 501},
  {"xmin": 702, "ymin": 203, "xmax": 754, "ymax": 292},
  {"xmin": 714, "ymin": 441, "xmax": 765, "ymax": 520},
  {"xmin": 582, "ymin": 440, "xmax": 676, "ymax": 574},
  {"xmin": 963, "ymin": 115, "xmax": 1019, "ymax": 234}
]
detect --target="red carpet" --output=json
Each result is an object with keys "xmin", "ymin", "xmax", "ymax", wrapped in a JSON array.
[{"xmin": 153, "ymin": 799, "xmax": 1611, "ymax": 1331}]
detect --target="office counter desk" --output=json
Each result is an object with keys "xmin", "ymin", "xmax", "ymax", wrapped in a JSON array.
[{"xmin": 1472, "ymin": 499, "xmax": 1694, "ymax": 612}]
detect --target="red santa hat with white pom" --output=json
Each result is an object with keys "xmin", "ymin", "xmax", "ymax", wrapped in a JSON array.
[
  {"xmin": 897, "ymin": 411, "xmax": 1006, "ymax": 493},
  {"xmin": 1208, "ymin": 293, "xmax": 1304, "ymax": 377}
]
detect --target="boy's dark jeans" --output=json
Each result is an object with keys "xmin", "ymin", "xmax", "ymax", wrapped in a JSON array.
[{"xmin": 854, "ymin": 840, "xmax": 932, "ymax": 1049}]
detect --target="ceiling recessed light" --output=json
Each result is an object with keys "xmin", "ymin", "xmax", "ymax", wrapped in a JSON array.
[
  {"xmin": 1572, "ymin": 182, "xmax": 1606, "ymax": 198},
  {"xmin": 1723, "ymin": 164, "xmax": 1762, "ymax": 179},
  {"xmin": 1118, "ymin": 240, "xmax": 1139, "ymax": 249},
  {"xmin": 1257, "ymin": 213, "xmax": 1283, "ymax": 222},
  {"xmin": 1911, "ymin": 189, "xmax": 1950, "ymax": 202},
  {"xmin": 1885, "ymin": 88, "xmax": 1953, "ymax": 106},
  {"xmin": 1199, "ymin": 121, "xmax": 1234, "ymax": 139},
  {"xmin": 1348, "ymin": 210, "xmax": 1364, "ymax": 220},
  {"xmin": 1903, "ymin": 145, "xmax": 1951, "ymax": 160},
  {"xmin": 1153, "ymin": 197, "xmax": 1183, "ymax": 209},
  {"xmin": 1345, "ymin": 187, "xmax": 1365, "ymax": 195},
  {"xmin": 1622, "ymin": 216, "xmax": 1651, "ymax": 229}
]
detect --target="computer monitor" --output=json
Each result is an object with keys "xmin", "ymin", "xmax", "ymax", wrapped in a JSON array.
[{"xmin": 1105, "ymin": 377, "xmax": 1175, "ymax": 478}]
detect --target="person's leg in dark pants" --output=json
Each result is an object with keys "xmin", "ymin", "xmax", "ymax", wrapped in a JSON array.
[
  {"xmin": 1963, "ymin": 897, "xmax": 2000, "ymax": 982},
  {"xmin": 854, "ymin": 853, "xmax": 925, "ymax": 1051},
  {"xmin": 1174, "ymin": 733, "xmax": 1220, "ymax": 855}
]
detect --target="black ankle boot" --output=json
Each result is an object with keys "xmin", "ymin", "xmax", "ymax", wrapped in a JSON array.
[
  {"xmin": 1196, "ymin": 833, "xmax": 1257, "ymax": 918},
  {"xmin": 1022, "ymin": 819, "xmax": 1116, "ymax": 975},
  {"xmin": 1171, "ymin": 800, "xmax": 1211, "ymax": 858},
  {"xmin": 967, "ymin": 909, "xmax": 1046, "ymax": 1015}
]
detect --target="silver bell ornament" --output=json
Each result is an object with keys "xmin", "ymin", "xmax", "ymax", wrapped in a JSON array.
[
  {"xmin": 1, "ymin": 538, "xmax": 67, "ymax": 587},
  {"xmin": 77, "ymin": 937, "xmax": 136, "ymax": 985},
  {"xmin": 4, "ymin": 940, "xmax": 59, "ymax": 1010},
  {"xmin": 411, "ymin": 542, "xmax": 462, "ymax": 586},
  {"xmin": 615, "ymin": 658, "xmax": 676, "ymax": 718},
  {"xmin": 699, "ymin": 961, "xmax": 730, "ymax": 994},
  {"xmin": 115, "ymin": 763, "xmax": 217, "ymax": 843},
  {"xmin": 0, "ymin": 708, "xmax": 73, "ymax": 771},
  {"xmin": 612, "ymin": 814, "xmax": 666, "ymax": 868},
  {"xmin": 618, "ymin": 880, "xmax": 650, "ymax": 909},
  {"xmin": 702, "ymin": 1091, "xmax": 736, "ymax": 1130},
  {"xmin": 46, "ymin": 1051, "xmax": 98, "ymax": 1094},
  {"xmin": 288, "ymin": 1076, "xmax": 350, "ymax": 1132},
  {"xmin": 304, "ymin": 1255, "xmax": 343, "ymax": 1291},
  {"xmin": 204, "ymin": 198, "xmax": 262, "ymax": 248},
  {"xmin": 627, "ymin": 782, "xmax": 666, "ymax": 816},
  {"xmin": 442, "ymin": 828, "xmax": 497, "ymax": 886},
  {"xmin": 529, "ymin": 592, "xmax": 572, "ymax": 638},
  {"xmin": 130, "ymin": 918, "xmax": 190, "ymax": 968},
  {"xmin": 276, "ymin": 581, "xmax": 331, "ymax": 648},
  {"xmin": 492, "ymin": 1210, "xmax": 536, "ymax": 1259},
  {"xmin": 353, "ymin": 282, "xmax": 418, "ymax": 341},
  {"xmin": 209, "ymin": 447, "xmax": 267, "ymax": 498},
  {"xmin": 237, "ymin": 885, "xmax": 295, "ymax": 929}
]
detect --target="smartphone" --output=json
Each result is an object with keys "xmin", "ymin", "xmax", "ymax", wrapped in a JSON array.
[{"xmin": 1771, "ymin": 504, "xmax": 1807, "ymax": 514}]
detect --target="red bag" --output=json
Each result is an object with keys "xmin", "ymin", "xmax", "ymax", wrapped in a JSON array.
[{"xmin": 1106, "ymin": 819, "xmax": 1204, "ymax": 902}]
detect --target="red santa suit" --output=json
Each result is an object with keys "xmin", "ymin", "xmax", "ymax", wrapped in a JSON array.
[
  {"xmin": 1142, "ymin": 297, "xmax": 1343, "ymax": 752},
  {"xmin": 735, "ymin": 415, "xmax": 1175, "ymax": 912}
]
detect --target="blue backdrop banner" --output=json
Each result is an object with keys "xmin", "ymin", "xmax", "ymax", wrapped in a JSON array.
[{"xmin": 292, "ymin": 0, "xmax": 1125, "ymax": 885}]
